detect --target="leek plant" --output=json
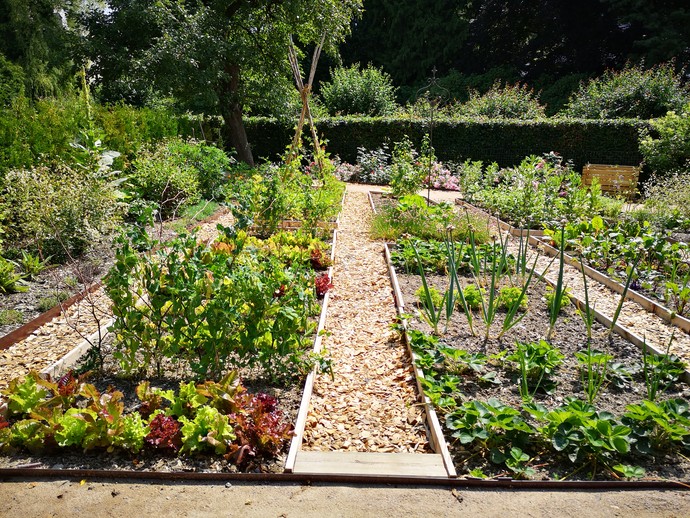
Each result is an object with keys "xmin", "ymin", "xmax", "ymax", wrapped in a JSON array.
[{"xmin": 546, "ymin": 225, "xmax": 568, "ymax": 340}]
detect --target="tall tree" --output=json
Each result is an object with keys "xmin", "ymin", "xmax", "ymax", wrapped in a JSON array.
[
  {"xmin": 605, "ymin": 0, "xmax": 690, "ymax": 67},
  {"xmin": 84, "ymin": 0, "xmax": 362, "ymax": 165},
  {"xmin": 0, "ymin": 0, "xmax": 77, "ymax": 98},
  {"xmin": 459, "ymin": 0, "xmax": 633, "ymax": 79},
  {"xmin": 341, "ymin": 0, "xmax": 470, "ymax": 85}
]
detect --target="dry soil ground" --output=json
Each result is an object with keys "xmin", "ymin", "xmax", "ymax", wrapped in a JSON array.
[{"xmin": 1, "ymin": 478, "xmax": 690, "ymax": 517}]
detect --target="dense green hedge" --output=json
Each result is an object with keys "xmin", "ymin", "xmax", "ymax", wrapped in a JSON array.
[{"xmin": 245, "ymin": 116, "xmax": 647, "ymax": 172}]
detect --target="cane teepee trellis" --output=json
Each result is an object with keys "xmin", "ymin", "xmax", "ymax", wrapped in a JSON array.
[{"xmin": 287, "ymin": 33, "xmax": 326, "ymax": 177}]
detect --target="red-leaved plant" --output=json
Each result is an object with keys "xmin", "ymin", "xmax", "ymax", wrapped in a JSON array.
[
  {"xmin": 310, "ymin": 248, "xmax": 332, "ymax": 270},
  {"xmin": 145, "ymin": 414, "xmax": 183, "ymax": 452},
  {"xmin": 227, "ymin": 392, "xmax": 292, "ymax": 466},
  {"xmin": 315, "ymin": 272, "xmax": 334, "ymax": 297}
]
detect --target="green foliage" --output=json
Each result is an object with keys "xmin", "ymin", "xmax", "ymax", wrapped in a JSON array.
[
  {"xmin": 0, "ymin": 309, "xmax": 23, "ymax": 326},
  {"xmin": 453, "ymin": 82, "xmax": 546, "ymax": 120},
  {"xmin": 0, "ymin": 53, "xmax": 25, "ymax": 107},
  {"xmin": 639, "ymin": 103, "xmax": 690, "ymax": 175},
  {"xmin": 545, "ymin": 285, "xmax": 571, "ymax": 312},
  {"xmin": 105, "ymin": 225, "xmax": 318, "ymax": 380},
  {"xmin": 0, "ymin": 163, "xmax": 123, "ymax": 262},
  {"xmin": 462, "ymin": 284, "xmax": 483, "ymax": 310},
  {"xmin": 36, "ymin": 291, "xmax": 69, "ymax": 313},
  {"xmin": 446, "ymin": 398, "xmax": 534, "ymax": 449},
  {"xmin": 474, "ymin": 154, "xmax": 622, "ymax": 229},
  {"xmin": 498, "ymin": 286, "xmax": 528, "ymax": 311},
  {"xmin": 623, "ymin": 398, "xmax": 690, "ymax": 453},
  {"xmin": 507, "ymin": 340, "xmax": 564, "ymax": 399},
  {"xmin": 641, "ymin": 169, "xmax": 690, "ymax": 231},
  {"xmin": 0, "ymin": 95, "xmax": 182, "ymax": 173},
  {"xmin": 0, "ymin": 369, "xmax": 292, "ymax": 461},
  {"xmin": 372, "ymin": 194, "xmax": 487, "ymax": 243},
  {"xmin": 321, "ymin": 64, "xmax": 398, "ymax": 116},
  {"xmin": 227, "ymin": 162, "xmax": 344, "ymax": 239},
  {"xmin": 416, "ymin": 284, "xmax": 444, "ymax": 311},
  {"xmin": 130, "ymin": 139, "xmax": 201, "ymax": 219},
  {"xmin": 165, "ymin": 139, "xmax": 232, "ymax": 200},
  {"xmin": 245, "ymin": 117, "xmax": 645, "ymax": 173},
  {"xmin": 179, "ymin": 405, "xmax": 236, "ymax": 455},
  {"xmin": 389, "ymin": 136, "xmax": 425, "ymax": 198},
  {"xmin": 0, "ymin": 257, "xmax": 27, "ymax": 294},
  {"xmin": 563, "ymin": 64, "xmax": 689, "ymax": 119},
  {"xmin": 529, "ymin": 399, "xmax": 634, "ymax": 467},
  {"xmin": 4, "ymin": 373, "xmax": 49, "ymax": 416},
  {"xmin": 18, "ymin": 251, "xmax": 50, "ymax": 280}
]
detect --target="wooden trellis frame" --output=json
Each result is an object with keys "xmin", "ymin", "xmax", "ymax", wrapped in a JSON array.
[{"xmin": 287, "ymin": 33, "xmax": 326, "ymax": 174}]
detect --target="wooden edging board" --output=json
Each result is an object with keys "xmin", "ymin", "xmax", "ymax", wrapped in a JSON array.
[
  {"xmin": 455, "ymin": 199, "xmax": 545, "ymax": 238},
  {"xmin": 531, "ymin": 259, "xmax": 690, "ymax": 384},
  {"xmin": 384, "ymin": 243, "xmax": 458, "ymax": 479},
  {"xmin": 531, "ymin": 237, "xmax": 690, "ymax": 335},
  {"xmin": 458, "ymin": 199, "xmax": 690, "ymax": 337},
  {"xmin": 40, "ymin": 318, "xmax": 114, "ymax": 380},
  {"xmin": 284, "ymin": 224, "xmax": 340, "ymax": 472}
]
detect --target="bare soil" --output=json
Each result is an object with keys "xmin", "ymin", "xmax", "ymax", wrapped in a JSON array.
[{"xmin": 398, "ymin": 270, "xmax": 690, "ymax": 481}]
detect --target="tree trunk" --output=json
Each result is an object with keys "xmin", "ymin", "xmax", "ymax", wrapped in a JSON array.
[{"xmin": 220, "ymin": 64, "xmax": 254, "ymax": 166}]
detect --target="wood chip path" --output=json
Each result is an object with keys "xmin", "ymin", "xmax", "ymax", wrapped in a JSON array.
[{"xmin": 302, "ymin": 187, "xmax": 430, "ymax": 453}]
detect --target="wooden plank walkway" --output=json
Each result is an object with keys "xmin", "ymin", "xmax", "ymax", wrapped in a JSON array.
[{"xmin": 293, "ymin": 451, "xmax": 449, "ymax": 478}]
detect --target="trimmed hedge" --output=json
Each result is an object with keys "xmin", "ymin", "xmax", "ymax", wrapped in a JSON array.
[{"xmin": 245, "ymin": 116, "xmax": 647, "ymax": 172}]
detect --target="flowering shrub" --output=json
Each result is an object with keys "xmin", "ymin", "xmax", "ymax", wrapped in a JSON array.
[
  {"xmin": 355, "ymin": 145, "xmax": 392, "ymax": 185},
  {"xmin": 334, "ymin": 161, "xmax": 363, "ymax": 182},
  {"xmin": 422, "ymin": 162, "xmax": 460, "ymax": 191},
  {"xmin": 473, "ymin": 152, "xmax": 622, "ymax": 228}
]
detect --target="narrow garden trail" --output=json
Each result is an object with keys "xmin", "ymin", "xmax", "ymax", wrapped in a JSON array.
[{"xmin": 302, "ymin": 186, "xmax": 430, "ymax": 453}]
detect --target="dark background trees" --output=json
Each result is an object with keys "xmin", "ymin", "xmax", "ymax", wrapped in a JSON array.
[
  {"xmin": 0, "ymin": 0, "xmax": 688, "ymax": 160},
  {"xmin": 338, "ymin": 0, "xmax": 689, "ymax": 111}
]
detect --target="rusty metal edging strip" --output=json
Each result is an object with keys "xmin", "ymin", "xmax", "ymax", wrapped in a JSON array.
[
  {"xmin": 0, "ymin": 468, "xmax": 687, "ymax": 489},
  {"xmin": 0, "ymin": 206, "xmax": 233, "ymax": 351},
  {"xmin": 0, "ymin": 281, "xmax": 104, "ymax": 351}
]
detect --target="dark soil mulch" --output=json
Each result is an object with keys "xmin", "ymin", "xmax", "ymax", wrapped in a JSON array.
[{"xmin": 398, "ymin": 272, "xmax": 690, "ymax": 481}]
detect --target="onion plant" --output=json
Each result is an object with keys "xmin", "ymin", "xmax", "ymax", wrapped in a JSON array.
[
  {"xmin": 607, "ymin": 253, "xmax": 642, "ymax": 340},
  {"xmin": 546, "ymin": 224, "xmax": 568, "ymax": 340}
]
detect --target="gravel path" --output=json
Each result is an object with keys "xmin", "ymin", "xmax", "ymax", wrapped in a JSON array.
[{"xmin": 302, "ymin": 187, "xmax": 430, "ymax": 453}]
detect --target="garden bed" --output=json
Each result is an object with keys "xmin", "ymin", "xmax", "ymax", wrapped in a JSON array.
[
  {"xmin": 0, "ymin": 210, "xmax": 336, "ymax": 475},
  {"xmin": 390, "ymin": 268, "xmax": 690, "ymax": 480}
]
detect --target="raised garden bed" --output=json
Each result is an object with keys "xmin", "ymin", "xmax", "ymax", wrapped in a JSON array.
[
  {"xmin": 385, "ymin": 239, "xmax": 690, "ymax": 481},
  {"xmin": 0, "ymin": 216, "xmax": 338, "ymax": 475}
]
